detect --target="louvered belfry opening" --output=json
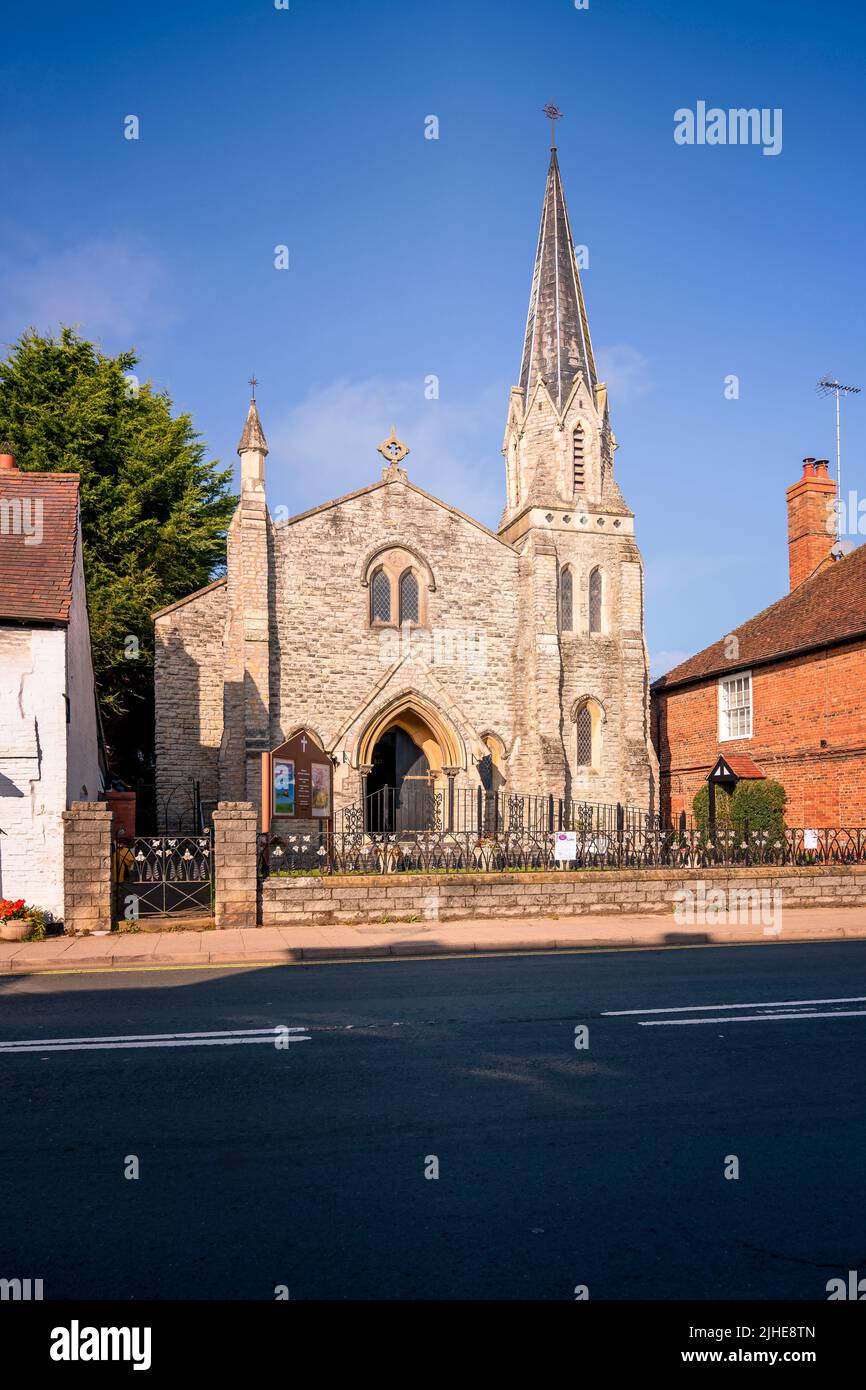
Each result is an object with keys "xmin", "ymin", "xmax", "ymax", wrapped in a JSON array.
[{"xmin": 573, "ymin": 427, "xmax": 585, "ymax": 492}]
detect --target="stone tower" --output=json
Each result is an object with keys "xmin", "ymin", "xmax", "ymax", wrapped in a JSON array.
[
  {"xmin": 219, "ymin": 393, "xmax": 273, "ymax": 806},
  {"xmin": 500, "ymin": 143, "xmax": 658, "ymax": 810}
]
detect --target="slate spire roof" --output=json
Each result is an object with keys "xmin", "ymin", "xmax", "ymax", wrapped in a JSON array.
[
  {"xmin": 236, "ymin": 398, "xmax": 268, "ymax": 456},
  {"xmin": 519, "ymin": 148, "xmax": 597, "ymax": 411}
]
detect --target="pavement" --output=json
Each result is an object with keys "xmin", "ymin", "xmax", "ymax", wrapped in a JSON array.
[
  {"xmin": 2, "ymin": 903, "xmax": 866, "ymax": 971},
  {"xmin": 2, "ymin": 939, "xmax": 865, "ymax": 1299}
]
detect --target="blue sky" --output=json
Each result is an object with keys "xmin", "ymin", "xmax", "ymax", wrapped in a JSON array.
[{"xmin": 3, "ymin": 0, "xmax": 864, "ymax": 674}]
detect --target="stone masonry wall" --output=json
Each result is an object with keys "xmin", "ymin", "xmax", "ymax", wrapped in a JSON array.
[
  {"xmin": 260, "ymin": 864, "xmax": 866, "ymax": 926},
  {"xmin": 270, "ymin": 476, "xmax": 522, "ymax": 809},
  {"xmin": 213, "ymin": 801, "xmax": 258, "ymax": 929},
  {"xmin": 154, "ymin": 581, "xmax": 227, "ymax": 811},
  {"xmin": 62, "ymin": 801, "xmax": 113, "ymax": 933}
]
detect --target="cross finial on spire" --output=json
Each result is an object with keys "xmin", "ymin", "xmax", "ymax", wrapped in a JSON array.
[
  {"xmin": 542, "ymin": 102, "xmax": 563, "ymax": 150},
  {"xmin": 248, "ymin": 375, "xmax": 258, "ymax": 401}
]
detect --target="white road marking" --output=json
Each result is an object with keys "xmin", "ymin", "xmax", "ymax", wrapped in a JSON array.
[
  {"xmin": 0, "ymin": 1026, "xmax": 311, "ymax": 1054},
  {"xmin": 639, "ymin": 1009, "xmax": 866, "ymax": 1027},
  {"xmin": 603, "ymin": 995, "xmax": 866, "ymax": 1017}
]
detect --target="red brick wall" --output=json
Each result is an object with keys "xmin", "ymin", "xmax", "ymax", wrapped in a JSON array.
[
  {"xmin": 786, "ymin": 460, "xmax": 835, "ymax": 591},
  {"xmin": 654, "ymin": 639, "xmax": 866, "ymax": 827}
]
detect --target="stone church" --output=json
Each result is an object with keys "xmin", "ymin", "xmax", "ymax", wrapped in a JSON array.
[{"xmin": 154, "ymin": 143, "xmax": 658, "ymax": 827}]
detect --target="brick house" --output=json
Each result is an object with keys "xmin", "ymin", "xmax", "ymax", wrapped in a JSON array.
[
  {"xmin": 652, "ymin": 458, "xmax": 866, "ymax": 828},
  {"xmin": 0, "ymin": 447, "xmax": 103, "ymax": 918}
]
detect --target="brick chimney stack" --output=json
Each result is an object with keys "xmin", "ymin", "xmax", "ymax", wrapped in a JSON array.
[
  {"xmin": 0, "ymin": 441, "xmax": 17, "ymax": 470},
  {"xmin": 786, "ymin": 457, "xmax": 835, "ymax": 590}
]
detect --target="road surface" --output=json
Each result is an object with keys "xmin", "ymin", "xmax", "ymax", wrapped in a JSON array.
[{"xmin": 1, "ymin": 940, "xmax": 864, "ymax": 1299}]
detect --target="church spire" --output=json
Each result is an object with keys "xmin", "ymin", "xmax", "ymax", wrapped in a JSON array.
[
  {"xmin": 237, "ymin": 392, "xmax": 268, "ymax": 458},
  {"xmin": 236, "ymin": 384, "xmax": 268, "ymax": 492},
  {"xmin": 519, "ymin": 142, "xmax": 597, "ymax": 412}
]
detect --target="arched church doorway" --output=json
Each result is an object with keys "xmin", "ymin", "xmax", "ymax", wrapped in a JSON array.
[
  {"xmin": 367, "ymin": 726, "xmax": 434, "ymax": 831},
  {"xmin": 358, "ymin": 697, "xmax": 463, "ymax": 833}
]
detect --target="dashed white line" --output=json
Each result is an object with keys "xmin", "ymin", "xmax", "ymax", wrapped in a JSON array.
[
  {"xmin": 639, "ymin": 1009, "xmax": 866, "ymax": 1027},
  {"xmin": 0, "ymin": 1026, "xmax": 311, "ymax": 1054},
  {"xmin": 603, "ymin": 995, "xmax": 866, "ymax": 1017}
]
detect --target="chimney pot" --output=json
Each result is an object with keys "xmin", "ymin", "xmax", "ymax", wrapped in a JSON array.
[{"xmin": 787, "ymin": 454, "xmax": 836, "ymax": 590}]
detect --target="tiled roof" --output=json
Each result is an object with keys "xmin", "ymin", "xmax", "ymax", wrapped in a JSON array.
[
  {"xmin": 715, "ymin": 753, "xmax": 765, "ymax": 779},
  {"xmin": 0, "ymin": 471, "xmax": 80, "ymax": 624},
  {"xmin": 654, "ymin": 541, "xmax": 866, "ymax": 691}
]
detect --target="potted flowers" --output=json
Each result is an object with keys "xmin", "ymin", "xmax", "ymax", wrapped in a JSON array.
[{"xmin": 0, "ymin": 899, "xmax": 46, "ymax": 942}]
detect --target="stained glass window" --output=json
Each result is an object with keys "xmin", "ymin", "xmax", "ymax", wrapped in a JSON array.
[
  {"xmin": 371, "ymin": 568, "xmax": 391, "ymax": 623},
  {"xmin": 560, "ymin": 567, "xmax": 573, "ymax": 631},
  {"xmin": 576, "ymin": 705, "xmax": 593, "ymax": 766},
  {"xmin": 399, "ymin": 570, "xmax": 420, "ymax": 624},
  {"xmin": 589, "ymin": 568, "xmax": 602, "ymax": 634}
]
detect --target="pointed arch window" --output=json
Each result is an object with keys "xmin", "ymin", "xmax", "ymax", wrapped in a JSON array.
[
  {"xmin": 399, "ymin": 569, "xmax": 420, "ymax": 625},
  {"xmin": 370, "ymin": 568, "xmax": 391, "ymax": 623},
  {"xmin": 576, "ymin": 705, "xmax": 593, "ymax": 766},
  {"xmin": 589, "ymin": 567, "xmax": 602, "ymax": 634},
  {"xmin": 573, "ymin": 427, "xmax": 586, "ymax": 492},
  {"xmin": 365, "ymin": 547, "xmax": 431, "ymax": 629},
  {"xmin": 560, "ymin": 566, "xmax": 573, "ymax": 632},
  {"xmin": 574, "ymin": 697, "xmax": 603, "ymax": 771}
]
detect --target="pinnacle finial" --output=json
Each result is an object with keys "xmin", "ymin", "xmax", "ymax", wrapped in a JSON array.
[
  {"xmin": 237, "ymin": 392, "xmax": 268, "ymax": 457},
  {"xmin": 542, "ymin": 102, "xmax": 563, "ymax": 149},
  {"xmin": 248, "ymin": 375, "xmax": 258, "ymax": 401},
  {"xmin": 377, "ymin": 426, "xmax": 410, "ymax": 467}
]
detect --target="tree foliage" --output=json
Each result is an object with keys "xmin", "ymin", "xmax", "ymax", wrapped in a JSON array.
[{"xmin": 0, "ymin": 327, "xmax": 236, "ymax": 780}]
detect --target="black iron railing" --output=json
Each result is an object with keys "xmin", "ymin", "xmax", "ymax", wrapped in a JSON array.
[
  {"xmin": 114, "ymin": 834, "xmax": 213, "ymax": 915},
  {"xmin": 258, "ymin": 824, "xmax": 866, "ymax": 878},
  {"xmin": 335, "ymin": 788, "xmax": 660, "ymax": 838},
  {"xmin": 134, "ymin": 778, "xmax": 205, "ymax": 835}
]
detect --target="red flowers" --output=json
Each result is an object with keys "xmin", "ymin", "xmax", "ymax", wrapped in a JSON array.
[{"xmin": 0, "ymin": 899, "xmax": 29, "ymax": 920}]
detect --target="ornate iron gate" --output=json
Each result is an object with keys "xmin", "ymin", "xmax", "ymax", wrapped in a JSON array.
[{"xmin": 114, "ymin": 834, "xmax": 213, "ymax": 919}]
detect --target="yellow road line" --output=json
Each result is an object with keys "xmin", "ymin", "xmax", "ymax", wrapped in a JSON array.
[{"xmin": 2, "ymin": 936, "xmax": 860, "ymax": 977}]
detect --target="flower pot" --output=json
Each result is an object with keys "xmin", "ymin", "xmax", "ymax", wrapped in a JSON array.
[{"xmin": 0, "ymin": 919, "xmax": 29, "ymax": 941}]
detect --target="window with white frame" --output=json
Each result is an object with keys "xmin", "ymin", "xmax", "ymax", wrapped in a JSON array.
[{"xmin": 718, "ymin": 671, "xmax": 752, "ymax": 740}]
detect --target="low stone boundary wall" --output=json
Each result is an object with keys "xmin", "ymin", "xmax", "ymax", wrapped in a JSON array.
[{"xmin": 260, "ymin": 864, "xmax": 866, "ymax": 926}]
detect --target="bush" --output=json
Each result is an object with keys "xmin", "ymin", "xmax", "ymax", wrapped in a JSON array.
[
  {"xmin": 693, "ymin": 785, "xmax": 733, "ymax": 835},
  {"xmin": 693, "ymin": 779, "xmax": 787, "ymax": 840},
  {"xmin": 732, "ymin": 779, "xmax": 787, "ymax": 840}
]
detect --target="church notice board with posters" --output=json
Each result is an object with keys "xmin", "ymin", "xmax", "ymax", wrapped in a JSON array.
[{"xmin": 262, "ymin": 730, "xmax": 333, "ymax": 833}]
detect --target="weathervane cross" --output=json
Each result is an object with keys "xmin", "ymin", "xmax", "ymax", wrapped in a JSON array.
[
  {"xmin": 542, "ymin": 102, "xmax": 563, "ymax": 149},
  {"xmin": 249, "ymin": 375, "xmax": 258, "ymax": 400}
]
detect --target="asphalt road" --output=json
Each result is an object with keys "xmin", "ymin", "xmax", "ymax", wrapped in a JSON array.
[{"xmin": 1, "ymin": 941, "xmax": 865, "ymax": 1301}]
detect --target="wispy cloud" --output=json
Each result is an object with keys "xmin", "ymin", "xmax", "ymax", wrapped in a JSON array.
[
  {"xmin": 596, "ymin": 344, "xmax": 651, "ymax": 401},
  {"xmin": 265, "ymin": 377, "xmax": 505, "ymax": 529},
  {"xmin": 650, "ymin": 649, "xmax": 691, "ymax": 679},
  {"xmin": 0, "ymin": 236, "xmax": 173, "ymax": 346}
]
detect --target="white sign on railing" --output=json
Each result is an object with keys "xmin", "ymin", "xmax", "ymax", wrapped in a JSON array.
[{"xmin": 554, "ymin": 831, "xmax": 577, "ymax": 862}]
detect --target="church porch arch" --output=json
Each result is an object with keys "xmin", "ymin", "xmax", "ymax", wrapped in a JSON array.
[{"xmin": 355, "ymin": 694, "xmax": 465, "ymax": 831}]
